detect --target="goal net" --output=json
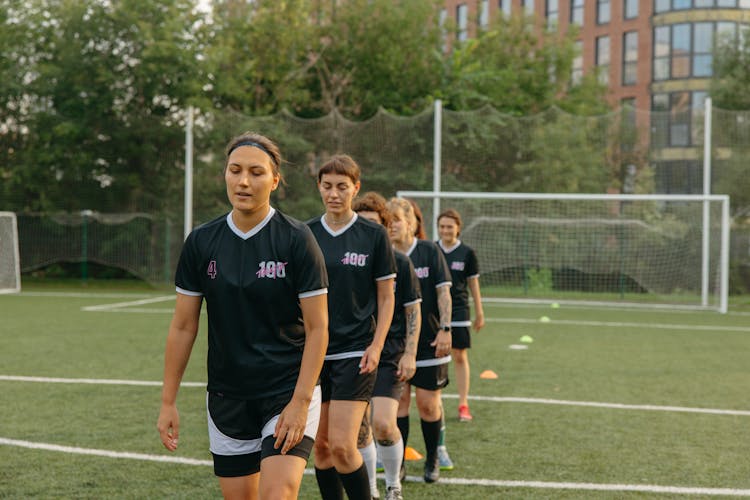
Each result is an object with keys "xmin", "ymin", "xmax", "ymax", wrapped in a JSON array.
[
  {"xmin": 0, "ymin": 212, "xmax": 21, "ymax": 293},
  {"xmin": 397, "ymin": 192, "xmax": 730, "ymax": 313}
]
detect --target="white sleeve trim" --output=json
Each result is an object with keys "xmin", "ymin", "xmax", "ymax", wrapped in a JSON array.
[
  {"xmin": 299, "ymin": 288, "xmax": 328, "ymax": 299},
  {"xmin": 376, "ymin": 273, "xmax": 397, "ymax": 281},
  {"xmin": 435, "ymin": 281, "xmax": 452, "ymax": 289},
  {"xmin": 176, "ymin": 286, "xmax": 202, "ymax": 297},
  {"xmin": 403, "ymin": 298, "xmax": 422, "ymax": 307},
  {"xmin": 467, "ymin": 274, "xmax": 480, "ymax": 279}
]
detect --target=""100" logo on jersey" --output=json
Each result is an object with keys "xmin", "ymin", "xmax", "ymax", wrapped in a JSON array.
[
  {"xmin": 256, "ymin": 261, "xmax": 287, "ymax": 279},
  {"xmin": 341, "ymin": 252, "xmax": 369, "ymax": 267}
]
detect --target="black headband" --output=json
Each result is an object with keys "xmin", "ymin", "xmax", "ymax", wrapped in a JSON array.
[{"xmin": 227, "ymin": 140, "xmax": 275, "ymax": 165}]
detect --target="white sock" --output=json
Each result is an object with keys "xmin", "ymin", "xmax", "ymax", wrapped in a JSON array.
[
  {"xmin": 359, "ymin": 440, "xmax": 378, "ymax": 496},
  {"xmin": 376, "ymin": 437, "xmax": 404, "ymax": 489}
]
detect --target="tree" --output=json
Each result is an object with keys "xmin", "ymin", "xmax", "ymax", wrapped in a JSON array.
[
  {"xmin": 710, "ymin": 29, "xmax": 750, "ymax": 217},
  {"xmin": 2, "ymin": 0, "xmax": 203, "ymax": 213}
]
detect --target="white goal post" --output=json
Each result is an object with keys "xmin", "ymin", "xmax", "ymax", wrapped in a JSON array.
[
  {"xmin": 0, "ymin": 212, "xmax": 21, "ymax": 294},
  {"xmin": 397, "ymin": 191, "xmax": 730, "ymax": 313}
]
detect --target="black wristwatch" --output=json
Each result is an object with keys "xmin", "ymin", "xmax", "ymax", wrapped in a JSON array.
[{"xmin": 441, "ymin": 325, "xmax": 451, "ymax": 332}]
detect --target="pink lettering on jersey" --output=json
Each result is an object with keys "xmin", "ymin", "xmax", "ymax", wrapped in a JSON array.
[
  {"xmin": 415, "ymin": 267, "xmax": 430, "ymax": 278},
  {"xmin": 451, "ymin": 261, "xmax": 465, "ymax": 271},
  {"xmin": 341, "ymin": 252, "xmax": 369, "ymax": 267},
  {"xmin": 207, "ymin": 260, "xmax": 217, "ymax": 279},
  {"xmin": 256, "ymin": 261, "xmax": 288, "ymax": 279}
]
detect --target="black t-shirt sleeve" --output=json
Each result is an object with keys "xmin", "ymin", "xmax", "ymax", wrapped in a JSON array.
[
  {"xmin": 175, "ymin": 230, "xmax": 203, "ymax": 294},
  {"xmin": 466, "ymin": 246, "xmax": 479, "ymax": 277},
  {"xmin": 373, "ymin": 225, "xmax": 397, "ymax": 281},
  {"xmin": 401, "ymin": 257, "xmax": 421, "ymax": 305},
  {"xmin": 433, "ymin": 243, "xmax": 452, "ymax": 288},
  {"xmin": 293, "ymin": 223, "xmax": 329, "ymax": 296}
]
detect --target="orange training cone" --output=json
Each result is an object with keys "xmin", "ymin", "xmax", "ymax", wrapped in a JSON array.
[
  {"xmin": 480, "ymin": 369, "xmax": 499, "ymax": 379},
  {"xmin": 404, "ymin": 446, "xmax": 423, "ymax": 461}
]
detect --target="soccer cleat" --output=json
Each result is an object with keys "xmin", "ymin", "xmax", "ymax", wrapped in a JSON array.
[
  {"xmin": 458, "ymin": 404, "xmax": 473, "ymax": 422},
  {"xmin": 437, "ymin": 445, "xmax": 454, "ymax": 471},
  {"xmin": 385, "ymin": 486, "xmax": 403, "ymax": 500},
  {"xmin": 423, "ymin": 456, "xmax": 440, "ymax": 483}
]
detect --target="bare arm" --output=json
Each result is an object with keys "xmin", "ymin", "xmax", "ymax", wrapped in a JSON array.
[
  {"xmin": 468, "ymin": 276, "xmax": 485, "ymax": 332},
  {"xmin": 360, "ymin": 278, "xmax": 395, "ymax": 374},
  {"xmin": 397, "ymin": 302, "xmax": 421, "ymax": 381},
  {"xmin": 157, "ymin": 293, "xmax": 202, "ymax": 451},
  {"xmin": 432, "ymin": 285, "xmax": 452, "ymax": 357},
  {"xmin": 274, "ymin": 292, "xmax": 329, "ymax": 454}
]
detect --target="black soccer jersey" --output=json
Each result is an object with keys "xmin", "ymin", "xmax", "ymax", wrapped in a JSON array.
[
  {"xmin": 389, "ymin": 250, "xmax": 422, "ymax": 341},
  {"xmin": 307, "ymin": 214, "xmax": 397, "ymax": 358},
  {"xmin": 438, "ymin": 240, "xmax": 480, "ymax": 325},
  {"xmin": 405, "ymin": 239, "xmax": 452, "ymax": 362},
  {"xmin": 175, "ymin": 209, "xmax": 328, "ymax": 400}
]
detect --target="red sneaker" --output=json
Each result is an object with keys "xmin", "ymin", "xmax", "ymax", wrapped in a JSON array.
[{"xmin": 458, "ymin": 404, "xmax": 473, "ymax": 422}]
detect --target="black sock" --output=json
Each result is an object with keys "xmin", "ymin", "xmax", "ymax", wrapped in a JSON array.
[
  {"xmin": 421, "ymin": 417, "xmax": 442, "ymax": 463},
  {"xmin": 339, "ymin": 462, "xmax": 371, "ymax": 500},
  {"xmin": 315, "ymin": 466, "xmax": 344, "ymax": 500},
  {"xmin": 396, "ymin": 415, "xmax": 410, "ymax": 449}
]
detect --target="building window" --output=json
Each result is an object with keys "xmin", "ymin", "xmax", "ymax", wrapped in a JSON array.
[
  {"xmin": 671, "ymin": 24, "xmax": 691, "ymax": 79},
  {"xmin": 596, "ymin": 35, "xmax": 610, "ymax": 84},
  {"xmin": 479, "ymin": 0, "xmax": 490, "ymax": 29},
  {"xmin": 652, "ymin": 91, "xmax": 706, "ymax": 148},
  {"xmin": 624, "ymin": 0, "xmax": 638, "ymax": 19},
  {"xmin": 547, "ymin": 0, "xmax": 559, "ymax": 27},
  {"xmin": 570, "ymin": 0, "xmax": 584, "ymax": 25},
  {"xmin": 653, "ymin": 26, "xmax": 670, "ymax": 80},
  {"xmin": 651, "ymin": 0, "xmax": 750, "ymax": 11},
  {"xmin": 457, "ymin": 4, "xmax": 468, "ymax": 42},
  {"xmin": 572, "ymin": 40, "xmax": 583, "ymax": 84},
  {"xmin": 499, "ymin": 0, "xmax": 511, "ymax": 17},
  {"xmin": 653, "ymin": 23, "xmax": 730, "ymax": 80},
  {"xmin": 693, "ymin": 22, "xmax": 713, "ymax": 76},
  {"xmin": 622, "ymin": 31, "xmax": 638, "ymax": 85},
  {"xmin": 597, "ymin": 0, "xmax": 610, "ymax": 24},
  {"xmin": 655, "ymin": 0, "xmax": 670, "ymax": 12},
  {"xmin": 523, "ymin": 0, "xmax": 535, "ymax": 15}
]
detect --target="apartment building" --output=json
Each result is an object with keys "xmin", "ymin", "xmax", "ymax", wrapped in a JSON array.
[{"xmin": 440, "ymin": 1, "xmax": 750, "ymax": 192}]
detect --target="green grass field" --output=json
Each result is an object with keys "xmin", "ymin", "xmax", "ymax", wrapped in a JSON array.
[{"xmin": 2, "ymin": 282, "xmax": 750, "ymax": 499}]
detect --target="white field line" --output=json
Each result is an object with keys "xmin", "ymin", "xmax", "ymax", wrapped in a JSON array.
[
  {"xmin": 2, "ymin": 375, "xmax": 749, "ymax": 417},
  {"xmin": 487, "ymin": 317, "xmax": 750, "ymax": 333},
  {"xmin": 1, "ymin": 438, "xmax": 749, "ymax": 497},
  {"xmin": 0, "ymin": 375, "xmax": 203, "ymax": 388},
  {"xmin": 18, "ymin": 291, "xmax": 162, "ymax": 298},
  {"xmin": 81, "ymin": 295, "xmax": 174, "ymax": 312},
  {"xmin": 482, "ymin": 300, "xmax": 750, "ymax": 317}
]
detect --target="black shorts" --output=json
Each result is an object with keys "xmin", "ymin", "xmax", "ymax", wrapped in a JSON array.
[
  {"xmin": 320, "ymin": 356, "xmax": 377, "ymax": 402},
  {"xmin": 372, "ymin": 352, "xmax": 405, "ymax": 400},
  {"xmin": 451, "ymin": 326, "xmax": 471, "ymax": 350},
  {"xmin": 409, "ymin": 362, "xmax": 449, "ymax": 391},
  {"xmin": 207, "ymin": 387, "xmax": 321, "ymax": 477}
]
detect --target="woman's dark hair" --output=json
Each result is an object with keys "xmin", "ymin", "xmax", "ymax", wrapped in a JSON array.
[
  {"xmin": 353, "ymin": 191, "xmax": 391, "ymax": 226},
  {"xmin": 224, "ymin": 132, "xmax": 283, "ymax": 179},
  {"xmin": 317, "ymin": 154, "xmax": 361, "ymax": 184}
]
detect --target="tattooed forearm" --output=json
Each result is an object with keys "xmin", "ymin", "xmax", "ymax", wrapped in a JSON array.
[
  {"xmin": 437, "ymin": 285, "xmax": 452, "ymax": 327},
  {"xmin": 404, "ymin": 303, "xmax": 421, "ymax": 354}
]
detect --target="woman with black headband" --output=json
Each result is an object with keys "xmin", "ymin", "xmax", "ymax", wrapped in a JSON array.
[{"xmin": 157, "ymin": 132, "xmax": 329, "ymax": 499}]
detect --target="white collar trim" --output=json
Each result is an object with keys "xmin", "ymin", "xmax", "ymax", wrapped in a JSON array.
[
  {"xmin": 226, "ymin": 207, "xmax": 276, "ymax": 240},
  {"xmin": 321, "ymin": 213, "xmax": 358, "ymax": 236},
  {"xmin": 439, "ymin": 239, "xmax": 461, "ymax": 253}
]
